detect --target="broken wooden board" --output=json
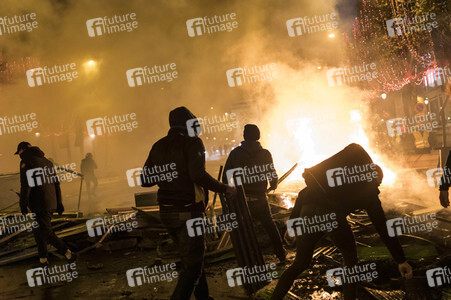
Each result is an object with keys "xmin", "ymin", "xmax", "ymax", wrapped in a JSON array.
[
  {"xmin": 364, "ymin": 286, "xmax": 405, "ymax": 300},
  {"xmin": 0, "ymin": 246, "xmax": 56, "ymax": 266}
]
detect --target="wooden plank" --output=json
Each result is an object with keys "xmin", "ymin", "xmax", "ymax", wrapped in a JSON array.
[{"xmin": 0, "ymin": 246, "xmax": 56, "ymax": 266}]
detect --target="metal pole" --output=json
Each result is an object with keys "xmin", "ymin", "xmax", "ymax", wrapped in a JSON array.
[
  {"xmin": 77, "ymin": 176, "xmax": 84, "ymax": 213},
  {"xmin": 439, "ymin": 95, "xmax": 449, "ymax": 167}
]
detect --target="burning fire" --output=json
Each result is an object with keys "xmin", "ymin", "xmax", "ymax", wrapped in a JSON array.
[
  {"xmin": 266, "ymin": 109, "xmax": 396, "ymax": 187},
  {"xmin": 279, "ymin": 193, "xmax": 296, "ymax": 208}
]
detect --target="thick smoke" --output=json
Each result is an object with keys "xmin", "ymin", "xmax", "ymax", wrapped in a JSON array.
[{"xmin": 0, "ymin": 0, "xmax": 438, "ymax": 213}]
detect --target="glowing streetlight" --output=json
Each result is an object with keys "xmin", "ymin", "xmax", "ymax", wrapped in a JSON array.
[
  {"xmin": 328, "ymin": 33, "xmax": 335, "ymax": 38},
  {"xmin": 35, "ymin": 132, "xmax": 40, "ymax": 137},
  {"xmin": 84, "ymin": 60, "xmax": 98, "ymax": 74},
  {"xmin": 425, "ymin": 99, "xmax": 429, "ymax": 105},
  {"xmin": 381, "ymin": 93, "xmax": 387, "ymax": 100},
  {"xmin": 90, "ymin": 134, "xmax": 95, "ymax": 139}
]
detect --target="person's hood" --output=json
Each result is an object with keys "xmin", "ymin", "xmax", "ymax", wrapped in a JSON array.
[
  {"xmin": 239, "ymin": 140, "xmax": 263, "ymax": 153},
  {"xmin": 169, "ymin": 107, "xmax": 198, "ymax": 133},
  {"xmin": 20, "ymin": 146, "xmax": 45, "ymax": 160}
]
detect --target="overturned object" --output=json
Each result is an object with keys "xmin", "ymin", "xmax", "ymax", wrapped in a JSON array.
[{"xmin": 303, "ymin": 143, "xmax": 383, "ymax": 210}]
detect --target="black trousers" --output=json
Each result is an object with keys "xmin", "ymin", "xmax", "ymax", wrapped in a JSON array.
[
  {"xmin": 160, "ymin": 211, "xmax": 210, "ymax": 300},
  {"xmin": 85, "ymin": 175, "xmax": 98, "ymax": 198},
  {"xmin": 33, "ymin": 211, "xmax": 69, "ymax": 258},
  {"xmin": 247, "ymin": 197, "xmax": 286, "ymax": 260},
  {"xmin": 271, "ymin": 204, "xmax": 358, "ymax": 300}
]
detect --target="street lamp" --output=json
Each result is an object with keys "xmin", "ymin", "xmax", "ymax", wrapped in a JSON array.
[{"xmin": 83, "ymin": 59, "xmax": 97, "ymax": 74}]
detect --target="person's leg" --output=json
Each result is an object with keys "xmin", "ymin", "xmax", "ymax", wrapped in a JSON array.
[
  {"xmin": 33, "ymin": 213, "xmax": 50, "ymax": 259},
  {"xmin": 329, "ymin": 213, "xmax": 359, "ymax": 300},
  {"xmin": 193, "ymin": 267, "xmax": 209, "ymax": 300},
  {"xmin": 86, "ymin": 178, "xmax": 92, "ymax": 198},
  {"xmin": 40, "ymin": 211, "xmax": 69, "ymax": 255},
  {"xmin": 271, "ymin": 205, "xmax": 324, "ymax": 300},
  {"xmin": 248, "ymin": 199, "xmax": 285, "ymax": 260},
  {"xmin": 92, "ymin": 176, "xmax": 98, "ymax": 196},
  {"xmin": 161, "ymin": 212, "xmax": 207, "ymax": 300}
]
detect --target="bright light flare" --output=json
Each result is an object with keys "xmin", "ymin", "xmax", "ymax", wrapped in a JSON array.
[{"xmin": 83, "ymin": 60, "xmax": 98, "ymax": 74}]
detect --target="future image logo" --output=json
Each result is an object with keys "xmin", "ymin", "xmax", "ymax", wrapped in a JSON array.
[
  {"xmin": 226, "ymin": 264, "xmax": 278, "ymax": 287},
  {"xmin": 226, "ymin": 64, "xmax": 278, "ymax": 87},
  {"xmin": 286, "ymin": 13, "xmax": 338, "ymax": 37},
  {"xmin": 326, "ymin": 263, "xmax": 378, "ymax": 287},
  {"xmin": 186, "ymin": 13, "xmax": 238, "ymax": 37},
  {"xmin": 426, "ymin": 267, "xmax": 451, "ymax": 287},
  {"xmin": 326, "ymin": 63, "xmax": 377, "ymax": 87},
  {"xmin": 0, "ymin": 113, "xmax": 38, "ymax": 136},
  {"xmin": 286, "ymin": 213, "xmax": 338, "ymax": 237},
  {"xmin": 386, "ymin": 13, "xmax": 438, "ymax": 37},
  {"xmin": 325, "ymin": 164, "xmax": 378, "ymax": 187},
  {"xmin": 86, "ymin": 13, "xmax": 138, "ymax": 37},
  {"xmin": 26, "ymin": 63, "xmax": 78, "ymax": 87},
  {"xmin": 86, "ymin": 215, "xmax": 138, "ymax": 237},
  {"xmin": 426, "ymin": 168, "xmax": 444, "ymax": 187},
  {"xmin": 186, "ymin": 118, "xmax": 201, "ymax": 137},
  {"xmin": 386, "ymin": 18, "xmax": 405, "ymax": 37},
  {"xmin": 226, "ymin": 68, "xmax": 244, "ymax": 87},
  {"xmin": 126, "ymin": 63, "xmax": 178, "ymax": 87},
  {"xmin": 226, "ymin": 168, "xmax": 245, "ymax": 187},
  {"xmin": 0, "ymin": 13, "xmax": 38, "ymax": 36},
  {"xmin": 126, "ymin": 264, "xmax": 178, "ymax": 287},
  {"xmin": 26, "ymin": 263, "xmax": 78, "ymax": 287},
  {"xmin": 86, "ymin": 113, "xmax": 138, "ymax": 137},
  {"xmin": 386, "ymin": 213, "xmax": 438, "ymax": 237},
  {"xmin": 186, "ymin": 214, "xmax": 237, "ymax": 237},
  {"xmin": 25, "ymin": 163, "xmax": 78, "ymax": 188}
]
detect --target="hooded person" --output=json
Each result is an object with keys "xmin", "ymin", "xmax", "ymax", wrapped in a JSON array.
[
  {"xmin": 140, "ymin": 107, "xmax": 235, "ymax": 300},
  {"xmin": 222, "ymin": 124, "xmax": 286, "ymax": 264},
  {"xmin": 15, "ymin": 142, "xmax": 76, "ymax": 266}
]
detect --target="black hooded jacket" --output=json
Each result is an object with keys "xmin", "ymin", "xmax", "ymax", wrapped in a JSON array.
[
  {"xmin": 222, "ymin": 140, "xmax": 278, "ymax": 197},
  {"xmin": 19, "ymin": 147, "xmax": 62, "ymax": 213},
  {"xmin": 141, "ymin": 107, "xmax": 227, "ymax": 212}
]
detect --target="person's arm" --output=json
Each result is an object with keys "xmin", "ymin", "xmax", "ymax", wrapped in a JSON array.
[
  {"xmin": 55, "ymin": 178, "xmax": 64, "ymax": 215},
  {"xmin": 222, "ymin": 151, "xmax": 234, "ymax": 184},
  {"xmin": 290, "ymin": 189, "xmax": 305, "ymax": 220},
  {"xmin": 366, "ymin": 198, "xmax": 406, "ymax": 263},
  {"xmin": 140, "ymin": 148, "xmax": 158, "ymax": 188},
  {"xmin": 19, "ymin": 162, "xmax": 30, "ymax": 215},
  {"xmin": 366, "ymin": 198, "xmax": 413, "ymax": 279},
  {"xmin": 266, "ymin": 151, "xmax": 278, "ymax": 191},
  {"xmin": 187, "ymin": 138, "xmax": 227, "ymax": 193}
]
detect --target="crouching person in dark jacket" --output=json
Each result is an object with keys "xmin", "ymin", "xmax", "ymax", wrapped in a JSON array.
[
  {"xmin": 15, "ymin": 142, "xmax": 76, "ymax": 266},
  {"xmin": 271, "ymin": 144, "xmax": 412, "ymax": 300},
  {"xmin": 141, "ymin": 107, "xmax": 235, "ymax": 300}
]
